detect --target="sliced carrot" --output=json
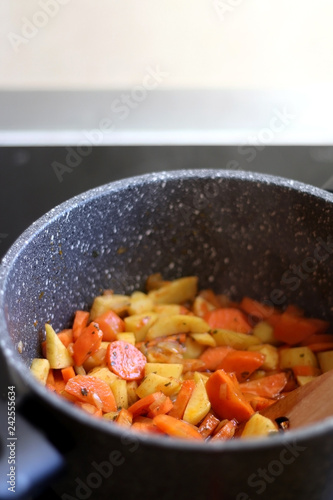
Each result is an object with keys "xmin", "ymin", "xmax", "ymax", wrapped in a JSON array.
[
  {"xmin": 205, "ymin": 308, "xmax": 251, "ymax": 334},
  {"xmin": 240, "ymin": 372, "xmax": 287, "ymax": 398},
  {"xmin": 61, "ymin": 366, "xmax": 76, "ymax": 383},
  {"xmin": 307, "ymin": 342, "xmax": 333, "ymax": 353},
  {"xmin": 94, "ymin": 310, "xmax": 125, "ymax": 342},
  {"xmin": 72, "ymin": 310, "xmax": 90, "ymax": 341},
  {"xmin": 73, "ymin": 322, "xmax": 103, "ymax": 366},
  {"xmin": 65, "ymin": 374, "xmax": 117, "ymax": 413},
  {"xmin": 106, "ymin": 340, "xmax": 146, "ymax": 381},
  {"xmin": 52, "ymin": 369, "xmax": 66, "ymax": 393},
  {"xmin": 267, "ymin": 313, "xmax": 329, "ymax": 345},
  {"xmin": 206, "ymin": 369, "xmax": 254, "ymax": 423},
  {"xmin": 147, "ymin": 394, "xmax": 173, "ymax": 418},
  {"xmin": 199, "ymin": 346, "xmax": 234, "ymax": 371},
  {"xmin": 243, "ymin": 394, "xmax": 275, "ymax": 411},
  {"xmin": 211, "ymin": 419, "xmax": 237, "ymax": 441},
  {"xmin": 153, "ymin": 414, "xmax": 203, "ymax": 440},
  {"xmin": 57, "ymin": 329, "xmax": 73, "ymax": 347},
  {"xmin": 131, "ymin": 417, "xmax": 163, "ymax": 434},
  {"xmin": 198, "ymin": 412, "xmax": 220, "ymax": 439},
  {"xmin": 116, "ymin": 408, "xmax": 133, "ymax": 427},
  {"xmin": 292, "ymin": 365, "xmax": 322, "ymax": 377},
  {"xmin": 218, "ymin": 350, "xmax": 265, "ymax": 381},
  {"xmin": 128, "ymin": 391, "xmax": 165, "ymax": 417},
  {"xmin": 168, "ymin": 380, "xmax": 196, "ymax": 419},
  {"xmin": 240, "ymin": 297, "xmax": 276, "ymax": 320},
  {"xmin": 300, "ymin": 333, "xmax": 333, "ymax": 346}
]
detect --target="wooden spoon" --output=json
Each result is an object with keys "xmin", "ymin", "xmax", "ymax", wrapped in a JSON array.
[
  {"xmin": 260, "ymin": 369, "xmax": 333, "ymax": 430},
  {"xmin": 235, "ymin": 370, "xmax": 333, "ymax": 436}
]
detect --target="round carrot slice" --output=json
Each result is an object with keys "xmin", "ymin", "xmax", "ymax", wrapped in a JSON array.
[{"xmin": 106, "ymin": 340, "xmax": 146, "ymax": 380}]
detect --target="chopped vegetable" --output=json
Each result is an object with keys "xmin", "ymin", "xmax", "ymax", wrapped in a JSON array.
[
  {"xmin": 205, "ymin": 308, "xmax": 251, "ymax": 334},
  {"xmin": 240, "ymin": 297, "xmax": 275, "ymax": 320},
  {"xmin": 218, "ymin": 350, "xmax": 265, "ymax": 381},
  {"xmin": 65, "ymin": 375, "xmax": 117, "ymax": 412},
  {"xmin": 183, "ymin": 376, "xmax": 211, "ymax": 425},
  {"xmin": 199, "ymin": 346, "xmax": 234, "ymax": 371},
  {"xmin": 206, "ymin": 370, "xmax": 254, "ymax": 423},
  {"xmin": 94, "ymin": 310, "xmax": 125, "ymax": 342},
  {"xmin": 240, "ymin": 373, "xmax": 288, "ymax": 398},
  {"xmin": 31, "ymin": 273, "xmax": 331, "ymax": 442},
  {"xmin": 72, "ymin": 310, "xmax": 90, "ymax": 341},
  {"xmin": 153, "ymin": 414, "xmax": 203, "ymax": 440},
  {"xmin": 106, "ymin": 340, "xmax": 146, "ymax": 380},
  {"xmin": 45, "ymin": 323, "xmax": 73, "ymax": 369},
  {"xmin": 211, "ymin": 419, "xmax": 237, "ymax": 441},
  {"xmin": 168, "ymin": 380, "xmax": 196, "ymax": 419},
  {"xmin": 267, "ymin": 313, "xmax": 329, "ymax": 345},
  {"xmin": 241, "ymin": 413, "xmax": 278, "ymax": 438},
  {"xmin": 73, "ymin": 322, "xmax": 103, "ymax": 366},
  {"xmin": 197, "ymin": 412, "xmax": 220, "ymax": 439},
  {"xmin": 30, "ymin": 358, "xmax": 50, "ymax": 385}
]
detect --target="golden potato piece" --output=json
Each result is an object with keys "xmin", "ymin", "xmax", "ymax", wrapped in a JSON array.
[
  {"xmin": 241, "ymin": 413, "xmax": 278, "ymax": 438},
  {"xmin": 183, "ymin": 376, "xmax": 211, "ymax": 426},
  {"xmin": 146, "ymin": 315, "xmax": 209, "ymax": 340},
  {"xmin": 45, "ymin": 323, "xmax": 73, "ymax": 369},
  {"xmin": 30, "ymin": 358, "xmax": 50, "ymax": 385},
  {"xmin": 212, "ymin": 329, "xmax": 262, "ymax": 349},
  {"xmin": 148, "ymin": 276, "xmax": 198, "ymax": 305},
  {"xmin": 279, "ymin": 347, "xmax": 318, "ymax": 369}
]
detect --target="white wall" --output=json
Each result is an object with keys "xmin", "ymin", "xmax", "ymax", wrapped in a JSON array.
[{"xmin": 1, "ymin": 0, "xmax": 333, "ymax": 90}]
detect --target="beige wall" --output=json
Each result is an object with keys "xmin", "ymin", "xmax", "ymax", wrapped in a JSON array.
[{"xmin": 1, "ymin": 0, "xmax": 333, "ymax": 90}]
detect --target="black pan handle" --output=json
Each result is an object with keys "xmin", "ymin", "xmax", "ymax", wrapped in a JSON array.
[{"xmin": 0, "ymin": 398, "xmax": 65, "ymax": 500}]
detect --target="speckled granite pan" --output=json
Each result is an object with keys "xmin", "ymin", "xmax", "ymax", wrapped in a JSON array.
[{"xmin": 1, "ymin": 169, "xmax": 333, "ymax": 500}]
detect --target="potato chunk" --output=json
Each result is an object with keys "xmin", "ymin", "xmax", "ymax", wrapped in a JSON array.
[
  {"xmin": 30, "ymin": 358, "xmax": 50, "ymax": 385},
  {"xmin": 241, "ymin": 413, "xmax": 278, "ymax": 438},
  {"xmin": 136, "ymin": 373, "xmax": 181, "ymax": 398},
  {"xmin": 146, "ymin": 315, "xmax": 209, "ymax": 340},
  {"xmin": 212, "ymin": 329, "xmax": 262, "ymax": 349},
  {"xmin": 124, "ymin": 312, "xmax": 158, "ymax": 342},
  {"xmin": 45, "ymin": 323, "xmax": 73, "ymax": 369},
  {"xmin": 248, "ymin": 344, "xmax": 279, "ymax": 371},
  {"xmin": 144, "ymin": 362, "xmax": 183, "ymax": 379},
  {"xmin": 148, "ymin": 276, "xmax": 198, "ymax": 304},
  {"xmin": 317, "ymin": 350, "xmax": 333, "ymax": 373},
  {"xmin": 183, "ymin": 376, "xmax": 211, "ymax": 426},
  {"xmin": 279, "ymin": 347, "xmax": 318, "ymax": 369},
  {"xmin": 90, "ymin": 294, "xmax": 130, "ymax": 320}
]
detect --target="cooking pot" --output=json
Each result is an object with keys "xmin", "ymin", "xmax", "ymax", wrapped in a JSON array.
[{"xmin": 1, "ymin": 169, "xmax": 333, "ymax": 500}]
